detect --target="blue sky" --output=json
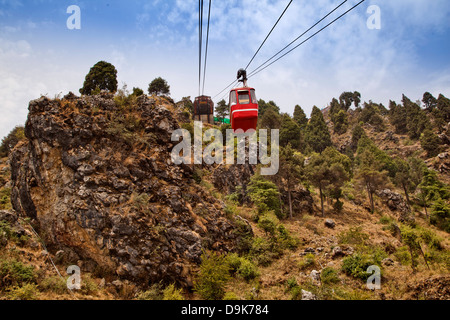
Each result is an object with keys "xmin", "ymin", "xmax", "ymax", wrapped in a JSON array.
[{"xmin": 1, "ymin": 0, "xmax": 450, "ymax": 139}]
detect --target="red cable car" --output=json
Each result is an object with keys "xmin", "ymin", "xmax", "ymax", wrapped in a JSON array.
[{"xmin": 229, "ymin": 69, "xmax": 258, "ymax": 132}]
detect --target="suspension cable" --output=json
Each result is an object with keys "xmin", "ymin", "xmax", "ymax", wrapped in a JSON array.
[
  {"xmin": 244, "ymin": 0, "xmax": 293, "ymax": 71},
  {"xmin": 201, "ymin": 0, "xmax": 212, "ymax": 96},
  {"xmin": 198, "ymin": 0, "xmax": 204, "ymax": 97},
  {"xmin": 248, "ymin": 0, "xmax": 366, "ymax": 79},
  {"xmin": 247, "ymin": 0, "xmax": 348, "ymax": 78}
]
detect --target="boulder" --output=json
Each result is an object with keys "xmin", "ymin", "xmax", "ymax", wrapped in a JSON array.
[
  {"xmin": 324, "ymin": 219, "xmax": 336, "ymax": 229},
  {"xmin": 301, "ymin": 289, "xmax": 317, "ymax": 300}
]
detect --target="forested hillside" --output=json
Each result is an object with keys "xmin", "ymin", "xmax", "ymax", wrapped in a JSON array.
[{"xmin": 0, "ymin": 85, "xmax": 449, "ymax": 300}]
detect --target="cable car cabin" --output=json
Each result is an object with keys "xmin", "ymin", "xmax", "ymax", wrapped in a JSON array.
[
  {"xmin": 193, "ymin": 95, "xmax": 214, "ymax": 125},
  {"xmin": 229, "ymin": 87, "xmax": 258, "ymax": 132}
]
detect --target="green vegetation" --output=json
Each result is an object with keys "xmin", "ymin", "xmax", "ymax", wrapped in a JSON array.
[
  {"xmin": 194, "ymin": 252, "xmax": 231, "ymax": 300},
  {"xmin": 247, "ymin": 174, "xmax": 281, "ymax": 218},
  {"xmin": 320, "ymin": 267, "xmax": 340, "ymax": 285},
  {"xmin": 148, "ymin": 77, "xmax": 170, "ymax": 96},
  {"xmin": 0, "ymin": 126, "xmax": 25, "ymax": 158},
  {"xmin": 341, "ymin": 253, "xmax": 380, "ymax": 281},
  {"xmin": 304, "ymin": 106, "xmax": 332, "ymax": 153},
  {"xmin": 215, "ymin": 99, "xmax": 229, "ymax": 124},
  {"xmin": 79, "ymin": 61, "xmax": 118, "ymax": 95},
  {"xmin": 0, "ymin": 258, "xmax": 36, "ymax": 288}
]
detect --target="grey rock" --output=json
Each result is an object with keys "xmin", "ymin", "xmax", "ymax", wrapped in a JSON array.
[
  {"xmin": 301, "ymin": 289, "xmax": 317, "ymax": 300},
  {"xmin": 324, "ymin": 219, "xmax": 336, "ymax": 229}
]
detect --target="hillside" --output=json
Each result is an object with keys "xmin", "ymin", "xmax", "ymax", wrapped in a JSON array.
[{"xmin": 0, "ymin": 90, "xmax": 449, "ymax": 300}]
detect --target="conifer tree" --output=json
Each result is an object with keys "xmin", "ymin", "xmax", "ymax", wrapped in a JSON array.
[
  {"xmin": 293, "ymin": 105, "xmax": 308, "ymax": 129},
  {"xmin": 304, "ymin": 106, "xmax": 332, "ymax": 153}
]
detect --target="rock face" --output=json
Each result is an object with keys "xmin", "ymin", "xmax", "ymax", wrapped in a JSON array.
[
  {"xmin": 10, "ymin": 93, "xmax": 238, "ymax": 288},
  {"xmin": 376, "ymin": 189, "xmax": 409, "ymax": 214}
]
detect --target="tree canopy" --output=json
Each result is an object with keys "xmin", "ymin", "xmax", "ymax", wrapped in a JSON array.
[
  {"xmin": 304, "ymin": 106, "xmax": 332, "ymax": 153},
  {"xmin": 79, "ymin": 61, "xmax": 118, "ymax": 95},
  {"xmin": 148, "ymin": 77, "xmax": 170, "ymax": 96}
]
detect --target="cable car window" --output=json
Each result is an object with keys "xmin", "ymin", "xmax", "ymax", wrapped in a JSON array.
[
  {"xmin": 238, "ymin": 91, "xmax": 250, "ymax": 104},
  {"xmin": 250, "ymin": 89, "xmax": 257, "ymax": 104},
  {"xmin": 230, "ymin": 91, "xmax": 237, "ymax": 105}
]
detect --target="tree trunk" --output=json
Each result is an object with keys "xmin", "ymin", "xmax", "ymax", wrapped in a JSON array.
[
  {"xmin": 288, "ymin": 189, "xmax": 293, "ymax": 219},
  {"xmin": 319, "ymin": 186, "xmax": 325, "ymax": 217},
  {"xmin": 402, "ymin": 183, "xmax": 411, "ymax": 209},
  {"xmin": 366, "ymin": 182, "xmax": 374, "ymax": 213}
]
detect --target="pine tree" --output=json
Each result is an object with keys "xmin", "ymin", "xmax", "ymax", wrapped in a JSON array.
[
  {"xmin": 389, "ymin": 100, "xmax": 407, "ymax": 134},
  {"xmin": 420, "ymin": 128, "xmax": 441, "ymax": 157},
  {"xmin": 278, "ymin": 144, "xmax": 304, "ymax": 218},
  {"xmin": 355, "ymin": 148, "xmax": 388, "ymax": 213},
  {"xmin": 293, "ymin": 105, "xmax": 308, "ymax": 129},
  {"xmin": 306, "ymin": 147, "xmax": 351, "ymax": 216},
  {"xmin": 333, "ymin": 110, "xmax": 349, "ymax": 135},
  {"xmin": 215, "ymin": 99, "xmax": 229, "ymax": 123},
  {"xmin": 259, "ymin": 107, "xmax": 281, "ymax": 130},
  {"xmin": 351, "ymin": 124, "xmax": 366, "ymax": 151},
  {"xmin": 403, "ymin": 95, "xmax": 430, "ymax": 140},
  {"xmin": 422, "ymin": 92, "xmax": 437, "ymax": 111},
  {"xmin": 304, "ymin": 106, "xmax": 332, "ymax": 153},
  {"xmin": 393, "ymin": 158, "xmax": 414, "ymax": 207},
  {"xmin": 280, "ymin": 114, "xmax": 302, "ymax": 150}
]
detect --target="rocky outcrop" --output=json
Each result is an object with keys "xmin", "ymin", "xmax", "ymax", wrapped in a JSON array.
[
  {"xmin": 211, "ymin": 163, "xmax": 255, "ymax": 201},
  {"xmin": 10, "ymin": 93, "xmax": 238, "ymax": 288},
  {"xmin": 376, "ymin": 189, "xmax": 414, "ymax": 224}
]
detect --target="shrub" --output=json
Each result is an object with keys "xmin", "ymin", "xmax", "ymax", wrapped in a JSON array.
[
  {"xmin": 194, "ymin": 252, "xmax": 230, "ymax": 300},
  {"xmin": 290, "ymin": 286, "xmax": 303, "ymax": 300},
  {"xmin": 39, "ymin": 276, "xmax": 68, "ymax": 294},
  {"xmin": 136, "ymin": 282, "xmax": 164, "ymax": 300},
  {"xmin": 430, "ymin": 199, "xmax": 450, "ymax": 233},
  {"xmin": 257, "ymin": 213, "xmax": 279, "ymax": 237},
  {"xmin": 0, "ymin": 126, "xmax": 25, "ymax": 158},
  {"xmin": 232, "ymin": 218, "xmax": 254, "ymax": 254},
  {"xmin": 80, "ymin": 274, "xmax": 98, "ymax": 295},
  {"xmin": 163, "ymin": 283, "xmax": 184, "ymax": 300},
  {"xmin": 320, "ymin": 267, "xmax": 340, "ymax": 285},
  {"xmin": 298, "ymin": 253, "xmax": 316, "ymax": 270},
  {"xmin": 276, "ymin": 225, "xmax": 298, "ymax": 250},
  {"xmin": 285, "ymin": 277, "xmax": 298, "ymax": 290},
  {"xmin": 338, "ymin": 227, "xmax": 369, "ymax": 247},
  {"xmin": 7, "ymin": 283, "xmax": 38, "ymax": 300},
  {"xmin": 249, "ymin": 237, "xmax": 280, "ymax": 266},
  {"xmin": 394, "ymin": 246, "xmax": 411, "ymax": 265},
  {"xmin": 379, "ymin": 215, "xmax": 393, "ymax": 225},
  {"xmin": 0, "ymin": 220, "xmax": 14, "ymax": 243},
  {"xmin": 341, "ymin": 253, "xmax": 379, "ymax": 280},
  {"xmin": 237, "ymin": 259, "xmax": 259, "ymax": 282},
  {"xmin": 247, "ymin": 174, "xmax": 282, "ymax": 218},
  {"xmin": 0, "ymin": 259, "xmax": 36, "ymax": 288},
  {"xmin": 0, "ymin": 187, "xmax": 11, "ymax": 210},
  {"xmin": 133, "ymin": 193, "xmax": 150, "ymax": 211},
  {"xmin": 223, "ymin": 292, "xmax": 239, "ymax": 300},
  {"xmin": 226, "ymin": 253, "xmax": 242, "ymax": 275}
]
